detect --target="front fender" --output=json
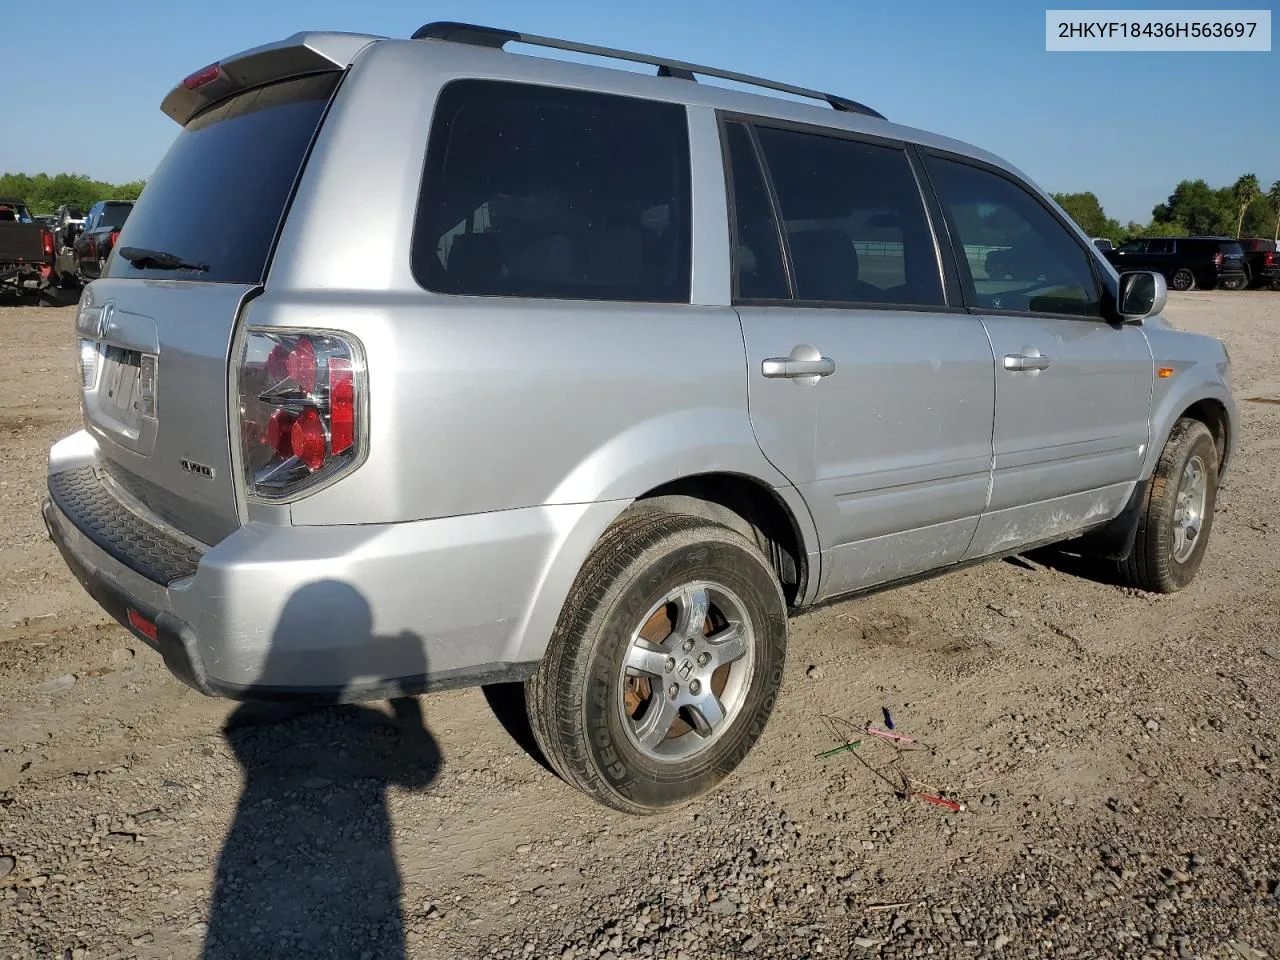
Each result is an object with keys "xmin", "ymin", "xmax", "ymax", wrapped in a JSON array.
[{"xmin": 1142, "ymin": 365, "xmax": 1235, "ymax": 480}]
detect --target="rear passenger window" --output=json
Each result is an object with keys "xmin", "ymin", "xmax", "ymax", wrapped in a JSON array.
[
  {"xmin": 752, "ymin": 126, "xmax": 944, "ymax": 307},
  {"xmin": 926, "ymin": 157, "xmax": 1100, "ymax": 317},
  {"xmin": 724, "ymin": 123, "xmax": 789, "ymax": 300},
  {"xmin": 413, "ymin": 80, "xmax": 691, "ymax": 302}
]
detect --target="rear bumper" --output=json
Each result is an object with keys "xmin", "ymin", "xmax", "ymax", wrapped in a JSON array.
[{"xmin": 46, "ymin": 430, "xmax": 616, "ymax": 701}]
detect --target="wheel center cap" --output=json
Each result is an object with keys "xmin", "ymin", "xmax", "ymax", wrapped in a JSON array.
[{"xmin": 677, "ymin": 658, "xmax": 695, "ymax": 680}]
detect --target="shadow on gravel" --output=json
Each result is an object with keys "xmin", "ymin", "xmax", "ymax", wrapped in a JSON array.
[
  {"xmin": 203, "ymin": 581, "xmax": 441, "ymax": 960},
  {"xmin": 480, "ymin": 682, "xmax": 555, "ymax": 774},
  {"xmin": 1017, "ymin": 546, "xmax": 1128, "ymax": 587}
]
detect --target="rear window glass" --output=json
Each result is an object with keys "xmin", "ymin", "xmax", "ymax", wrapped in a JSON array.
[
  {"xmin": 99, "ymin": 203, "xmax": 133, "ymax": 230},
  {"xmin": 412, "ymin": 80, "xmax": 691, "ymax": 303},
  {"xmin": 105, "ymin": 73, "xmax": 338, "ymax": 284},
  {"xmin": 1219, "ymin": 242, "xmax": 1244, "ymax": 256}
]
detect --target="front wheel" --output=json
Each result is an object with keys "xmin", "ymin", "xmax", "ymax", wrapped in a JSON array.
[
  {"xmin": 1117, "ymin": 418, "xmax": 1219, "ymax": 593},
  {"xmin": 526, "ymin": 510, "xmax": 787, "ymax": 814},
  {"xmin": 1169, "ymin": 268, "xmax": 1196, "ymax": 291}
]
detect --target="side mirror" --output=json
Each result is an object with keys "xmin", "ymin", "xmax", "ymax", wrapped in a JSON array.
[{"xmin": 1116, "ymin": 271, "xmax": 1166, "ymax": 323}]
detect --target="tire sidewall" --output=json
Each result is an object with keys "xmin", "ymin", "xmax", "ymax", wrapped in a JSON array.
[
  {"xmin": 1152, "ymin": 425, "xmax": 1219, "ymax": 589},
  {"xmin": 581, "ymin": 534, "xmax": 786, "ymax": 810},
  {"xmin": 1171, "ymin": 268, "xmax": 1194, "ymax": 291}
]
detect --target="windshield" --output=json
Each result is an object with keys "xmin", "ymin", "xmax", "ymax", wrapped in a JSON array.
[{"xmin": 105, "ymin": 72, "xmax": 339, "ymax": 284}]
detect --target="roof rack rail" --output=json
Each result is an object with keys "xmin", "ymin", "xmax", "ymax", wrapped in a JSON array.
[{"xmin": 410, "ymin": 21, "xmax": 885, "ymax": 120}]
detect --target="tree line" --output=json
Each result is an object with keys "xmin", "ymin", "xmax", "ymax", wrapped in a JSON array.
[
  {"xmin": 1055, "ymin": 174, "xmax": 1280, "ymax": 243},
  {"xmin": 0, "ymin": 172, "xmax": 146, "ymax": 215}
]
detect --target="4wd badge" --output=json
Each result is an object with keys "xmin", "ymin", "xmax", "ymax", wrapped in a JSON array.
[{"xmin": 180, "ymin": 459, "xmax": 215, "ymax": 480}]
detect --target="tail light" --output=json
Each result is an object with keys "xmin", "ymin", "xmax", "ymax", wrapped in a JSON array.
[
  {"xmin": 41, "ymin": 228, "xmax": 55, "ymax": 259},
  {"xmin": 237, "ymin": 330, "xmax": 366, "ymax": 500},
  {"xmin": 1266, "ymin": 251, "xmax": 1275, "ymax": 267},
  {"xmin": 1213, "ymin": 252, "xmax": 1223, "ymax": 267},
  {"xmin": 109, "ymin": 230, "xmax": 120, "ymax": 249}
]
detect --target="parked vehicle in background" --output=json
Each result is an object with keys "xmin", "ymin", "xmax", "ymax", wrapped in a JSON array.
[
  {"xmin": 54, "ymin": 204, "xmax": 85, "ymax": 248},
  {"xmin": 1236, "ymin": 237, "xmax": 1280, "ymax": 289},
  {"xmin": 68, "ymin": 200, "xmax": 133, "ymax": 282},
  {"xmin": 45, "ymin": 22, "xmax": 1238, "ymax": 814},
  {"xmin": 1106, "ymin": 236, "xmax": 1247, "ymax": 291},
  {"xmin": 1092, "ymin": 237, "xmax": 1114, "ymax": 253},
  {"xmin": 0, "ymin": 198, "xmax": 56, "ymax": 302}
]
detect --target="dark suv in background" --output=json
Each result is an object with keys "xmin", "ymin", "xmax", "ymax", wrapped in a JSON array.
[
  {"xmin": 1236, "ymin": 238, "xmax": 1279, "ymax": 289},
  {"xmin": 1107, "ymin": 236, "xmax": 1247, "ymax": 291}
]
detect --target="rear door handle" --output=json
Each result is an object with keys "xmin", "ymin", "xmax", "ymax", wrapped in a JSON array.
[
  {"xmin": 1003, "ymin": 353, "xmax": 1051, "ymax": 372},
  {"xmin": 762, "ymin": 357, "xmax": 836, "ymax": 378}
]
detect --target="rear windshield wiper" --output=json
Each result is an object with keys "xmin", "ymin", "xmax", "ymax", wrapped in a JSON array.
[{"xmin": 118, "ymin": 246, "xmax": 210, "ymax": 272}]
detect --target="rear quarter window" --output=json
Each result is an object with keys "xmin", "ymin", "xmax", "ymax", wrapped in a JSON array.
[
  {"xmin": 105, "ymin": 73, "xmax": 339, "ymax": 284},
  {"xmin": 412, "ymin": 80, "xmax": 692, "ymax": 303}
]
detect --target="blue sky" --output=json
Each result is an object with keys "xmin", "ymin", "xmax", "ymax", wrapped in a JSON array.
[{"xmin": 4, "ymin": 0, "xmax": 1275, "ymax": 224}]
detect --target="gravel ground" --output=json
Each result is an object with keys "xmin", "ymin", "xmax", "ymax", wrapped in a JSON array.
[{"xmin": 1, "ymin": 291, "xmax": 1278, "ymax": 960}]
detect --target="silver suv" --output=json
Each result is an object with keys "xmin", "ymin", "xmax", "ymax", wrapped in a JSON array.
[{"xmin": 45, "ymin": 22, "xmax": 1236, "ymax": 813}]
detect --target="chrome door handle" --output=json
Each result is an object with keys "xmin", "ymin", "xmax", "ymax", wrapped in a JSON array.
[
  {"xmin": 762, "ymin": 356, "xmax": 836, "ymax": 378},
  {"xmin": 1003, "ymin": 353, "xmax": 1051, "ymax": 372}
]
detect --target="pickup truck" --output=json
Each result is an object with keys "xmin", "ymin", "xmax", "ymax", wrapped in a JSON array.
[
  {"xmin": 1237, "ymin": 238, "xmax": 1280, "ymax": 289},
  {"xmin": 63, "ymin": 200, "xmax": 133, "ymax": 283},
  {"xmin": 0, "ymin": 198, "xmax": 56, "ymax": 302}
]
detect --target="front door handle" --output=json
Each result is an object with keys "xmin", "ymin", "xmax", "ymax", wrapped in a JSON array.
[
  {"xmin": 1003, "ymin": 353, "xmax": 1051, "ymax": 372},
  {"xmin": 762, "ymin": 356, "xmax": 836, "ymax": 379}
]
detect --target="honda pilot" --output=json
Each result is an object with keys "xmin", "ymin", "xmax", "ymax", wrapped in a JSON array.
[{"xmin": 45, "ymin": 22, "xmax": 1237, "ymax": 813}]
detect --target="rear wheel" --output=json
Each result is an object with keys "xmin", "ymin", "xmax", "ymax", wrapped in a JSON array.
[
  {"xmin": 1220, "ymin": 274, "xmax": 1247, "ymax": 291},
  {"xmin": 1117, "ymin": 418, "xmax": 1218, "ymax": 593},
  {"xmin": 1170, "ymin": 268, "xmax": 1195, "ymax": 291},
  {"xmin": 526, "ymin": 510, "xmax": 787, "ymax": 814}
]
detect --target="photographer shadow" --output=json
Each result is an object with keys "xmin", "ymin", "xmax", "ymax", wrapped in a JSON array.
[{"xmin": 202, "ymin": 580, "xmax": 441, "ymax": 960}]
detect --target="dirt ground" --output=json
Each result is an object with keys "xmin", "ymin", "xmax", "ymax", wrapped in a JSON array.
[{"xmin": 1, "ymin": 292, "xmax": 1278, "ymax": 960}]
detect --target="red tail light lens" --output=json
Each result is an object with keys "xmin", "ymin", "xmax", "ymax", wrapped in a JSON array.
[
  {"xmin": 109, "ymin": 230, "xmax": 120, "ymax": 249},
  {"xmin": 1213, "ymin": 252, "xmax": 1223, "ymax": 267},
  {"xmin": 1266, "ymin": 252, "xmax": 1275, "ymax": 267},
  {"xmin": 41, "ymin": 228, "xmax": 55, "ymax": 259},
  {"xmin": 290, "ymin": 407, "xmax": 327, "ymax": 471},
  {"xmin": 286, "ymin": 336, "xmax": 317, "ymax": 393},
  {"xmin": 328, "ymin": 358, "xmax": 355, "ymax": 455},
  {"xmin": 237, "ymin": 331, "xmax": 366, "ymax": 500},
  {"xmin": 183, "ymin": 62, "xmax": 221, "ymax": 90}
]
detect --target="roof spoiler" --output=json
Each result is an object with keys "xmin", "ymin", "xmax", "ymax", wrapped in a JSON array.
[{"xmin": 160, "ymin": 32, "xmax": 379, "ymax": 125}]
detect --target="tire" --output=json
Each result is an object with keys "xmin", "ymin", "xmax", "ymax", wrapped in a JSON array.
[
  {"xmin": 526, "ymin": 509, "xmax": 787, "ymax": 814},
  {"xmin": 1169, "ymin": 268, "xmax": 1195, "ymax": 291},
  {"xmin": 1220, "ymin": 275, "xmax": 1246, "ymax": 291},
  {"xmin": 1117, "ymin": 418, "xmax": 1218, "ymax": 593}
]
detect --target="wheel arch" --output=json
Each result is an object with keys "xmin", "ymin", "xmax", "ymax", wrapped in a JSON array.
[{"xmin": 506, "ymin": 468, "xmax": 819, "ymax": 667}]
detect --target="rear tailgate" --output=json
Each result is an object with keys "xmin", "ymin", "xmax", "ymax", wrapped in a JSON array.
[
  {"xmin": 1219, "ymin": 242, "xmax": 1247, "ymax": 272},
  {"xmin": 0, "ymin": 223, "xmax": 48, "ymax": 264},
  {"xmin": 75, "ymin": 33, "xmax": 376, "ymax": 547}
]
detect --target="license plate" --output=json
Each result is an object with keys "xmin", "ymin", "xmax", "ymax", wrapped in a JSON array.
[{"xmin": 103, "ymin": 347, "xmax": 140, "ymax": 417}]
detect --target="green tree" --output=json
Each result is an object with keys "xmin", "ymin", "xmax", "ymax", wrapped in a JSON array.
[
  {"xmin": 1052, "ymin": 191, "xmax": 1118, "ymax": 238},
  {"xmin": 1152, "ymin": 179, "xmax": 1234, "ymax": 236},
  {"xmin": 0, "ymin": 171, "xmax": 145, "ymax": 214},
  {"xmin": 1268, "ymin": 180, "xmax": 1280, "ymax": 242},
  {"xmin": 1144, "ymin": 220, "xmax": 1188, "ymax": 238},
  {"xmin": 1232, "ymin": 174, "xmax": 1261, "ymax": 238}
]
